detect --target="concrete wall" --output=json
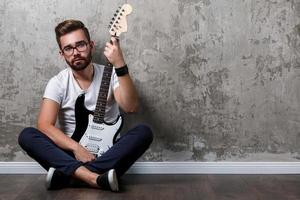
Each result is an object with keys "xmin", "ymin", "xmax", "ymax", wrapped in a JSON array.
[{"xmin": 1, "ymin": 0, "xmax": 300, "ymax": 162}]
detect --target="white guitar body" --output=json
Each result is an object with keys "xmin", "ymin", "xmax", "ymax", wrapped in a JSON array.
[{"xmin": 79, "ymin": 114, "xmax": 123, "ymax": 157}]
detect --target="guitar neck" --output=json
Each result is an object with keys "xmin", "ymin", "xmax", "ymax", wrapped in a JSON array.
[
  {"xmin": 93, "ymin": 3, "xmax": 133, "ymax": 123},
  {"xmin": 93, "ymin": 62, "xmax": 113, "ymax": 124}
]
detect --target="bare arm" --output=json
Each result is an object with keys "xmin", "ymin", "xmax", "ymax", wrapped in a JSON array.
[
  {"xmin": 114, "ymin": 74, "xmax": 139, "ymax": 113},
  {"xmin": 104, "ymin": 37, "xmax": 139, "ymax": 113},
  {"xmin": 37, "ymin": 98, "xmax": 95, "ymax": 162}
]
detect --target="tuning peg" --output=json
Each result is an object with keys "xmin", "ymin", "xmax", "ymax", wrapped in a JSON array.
[
  {"xmin": 114, "ymin": 14, "xmax": 117, "ymax": 17},
  {"xmin": 115, "ymin": 21, "xmax": 119, "ymax": 24},
  {"xmin": 116, "ymin": 9, "xmax": 119, "ymax": 13},
  {"xmin": 111, "ymin": 17, "xmax": 115, "ymax": 21},
  {"xmin": 110, "ymin": 21, "xmax": 113, "ymax": 24}
]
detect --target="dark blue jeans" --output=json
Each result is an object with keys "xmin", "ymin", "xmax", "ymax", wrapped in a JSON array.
[{"xmin": 18, "ymin": 124, "xmax": 153, "ymax": 177}]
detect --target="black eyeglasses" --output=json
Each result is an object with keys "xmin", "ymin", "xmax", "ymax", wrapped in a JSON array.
[{"xmin": 62, "ymin": 41, "xmax": 89, "ymax": 56}]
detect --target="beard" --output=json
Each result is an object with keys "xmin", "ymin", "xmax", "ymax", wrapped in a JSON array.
[{"xmin": 66, "ymin": 51, "xmax": 92, "ymax": 71}]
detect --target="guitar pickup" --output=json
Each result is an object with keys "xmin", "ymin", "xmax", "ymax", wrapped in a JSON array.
[
  {"xmin": 88, "ymin": 135, "xmax": 102, "ymax": 141},
  {"xmin": 90, "ymin": 125, "xmax": 104, "ymax": 130}
]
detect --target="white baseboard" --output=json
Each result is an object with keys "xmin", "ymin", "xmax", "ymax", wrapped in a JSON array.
[{"xmin": 1, "ymin": 162, "xmax": 300, "ymax": 174}]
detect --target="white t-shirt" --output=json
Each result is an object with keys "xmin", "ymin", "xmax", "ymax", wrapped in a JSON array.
[{"xmin": 43, "ymin": 63, "xmax": 120, "ymax": 137}]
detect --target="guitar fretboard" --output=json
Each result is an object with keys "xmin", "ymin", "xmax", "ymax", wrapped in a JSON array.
[{"xmin": 93, "ymin": 63, "xmax": 113, "ymax": 124}]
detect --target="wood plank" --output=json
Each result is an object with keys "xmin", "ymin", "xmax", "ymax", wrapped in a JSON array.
[{"xmin": 1, "ymin": 174, "xmax": 300, "ymax": 200}]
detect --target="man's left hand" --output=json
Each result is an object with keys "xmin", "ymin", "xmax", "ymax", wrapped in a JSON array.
[{"xmin": 104, "ymin": 37, "xmax": 125, "ymax": 68}]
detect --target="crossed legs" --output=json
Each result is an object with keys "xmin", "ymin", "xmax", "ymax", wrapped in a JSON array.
[{"xmin": 18, "ymin": 124, "xmax": 153, "ymax": 188}]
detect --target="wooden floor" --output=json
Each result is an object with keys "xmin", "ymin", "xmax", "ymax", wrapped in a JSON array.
[{"xmin": 1, "ymin": 174, "xmax": 300, "ymax": 200}]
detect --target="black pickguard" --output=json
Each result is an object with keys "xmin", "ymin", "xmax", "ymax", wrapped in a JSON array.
[{"xmin": 71, "ymin": 94, "xmax": 93, "ymax": 142}]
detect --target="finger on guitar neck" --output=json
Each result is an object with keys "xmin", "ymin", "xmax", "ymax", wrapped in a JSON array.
[
  {"xmin": 107, "ymin": 36, "xmax": 121, "ymax": 67},
  {"xmin": 110, "ymin": 35, "xmax": 119, "ymax": 45}
]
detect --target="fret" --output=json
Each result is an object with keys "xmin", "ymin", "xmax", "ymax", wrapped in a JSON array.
[
  {"xmin": 93, "ymin": 115, "xmax": 101, "ymax": 119},
  {"xmin": 98, "ymin": 98, "xmax": 107, "ymax": 102},
  {"xmin": 96, "ymin": 103, "xmax": 105, "ymax": 107},
  {"xmin": 94, "ymin": 112, "xmax": 102, "ymax": 116},
  {"xmin": 98, "ymin": 96, "xmax": 108, "ymax": 99},
  {"xmin": 98, "ymin": 96, "xmax": 108, "ymax": 100},
  {"xmin": 98, "ymin": 90, "xmax": 109, "ymax": 94},
  {"xmin": 96, "ymin": 118, "xmax": 104, "ymax": 122},
  {"xmin": 94, "ymin": 113, "xmax": 104, "ymax": 118},
  {"xmin": 99, "ymin": 90, "xmax": 109, "ymax": 93}
]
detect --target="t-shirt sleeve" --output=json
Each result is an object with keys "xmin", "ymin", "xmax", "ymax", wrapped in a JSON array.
[
  {"xmin": 43, "ymin": 76, "xmax": 63, "ymax": 104},
  {"xmin": 112, "ymin": 68, "xmax": 120, "ymax": 90}
]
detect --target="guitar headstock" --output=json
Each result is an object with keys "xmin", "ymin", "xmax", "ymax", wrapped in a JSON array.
[{"xmin": 109, "ymin": 4, "xmax": 133, "ymax": 37}]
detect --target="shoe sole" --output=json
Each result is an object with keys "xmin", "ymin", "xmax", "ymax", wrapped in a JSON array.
[
  {"xmin": 108, "ymin": 169, "xmax": 119, "ymax": 192},
  {"xmin": 46, "ymin": 167, "xmax": 55, "ymax": 190}
]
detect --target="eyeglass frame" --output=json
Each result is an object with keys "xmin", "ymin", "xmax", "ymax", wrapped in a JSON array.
[{"xmin": 61, "ymin": 40, "xmax": 90, "ymax": 56}]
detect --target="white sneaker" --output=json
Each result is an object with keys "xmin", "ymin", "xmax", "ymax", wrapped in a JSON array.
[
  {"xmin": 46, "ymin": 167, "xmax": 69, "ymax": 190},
  {"xmin": 96, "ymin": 169, "xmax": 119, "ymax": 192}
]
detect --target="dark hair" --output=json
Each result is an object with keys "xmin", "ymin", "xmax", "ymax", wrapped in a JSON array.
[{"xmin": 55, "ymin": 19, "xmax": 91, "ymax": 48}]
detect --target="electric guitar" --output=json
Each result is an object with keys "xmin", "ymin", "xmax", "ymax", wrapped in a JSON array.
[{"xmin": 71, "ymin": 4, "xmax": 133, "ymax": 157}]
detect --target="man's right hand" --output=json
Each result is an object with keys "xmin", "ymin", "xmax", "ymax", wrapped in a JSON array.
[
  {"xmin": 73, "ymin": 144, "xmax": 96, "ymax": 163},
  {"xmin": 37, "ymin": 99, "xmax": 96, "ymax": 163}
]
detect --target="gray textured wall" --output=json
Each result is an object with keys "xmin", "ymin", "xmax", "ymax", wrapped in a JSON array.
[{"xmin": 1, "ymin": 0, "xmax": 300, "ymax": 162}]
